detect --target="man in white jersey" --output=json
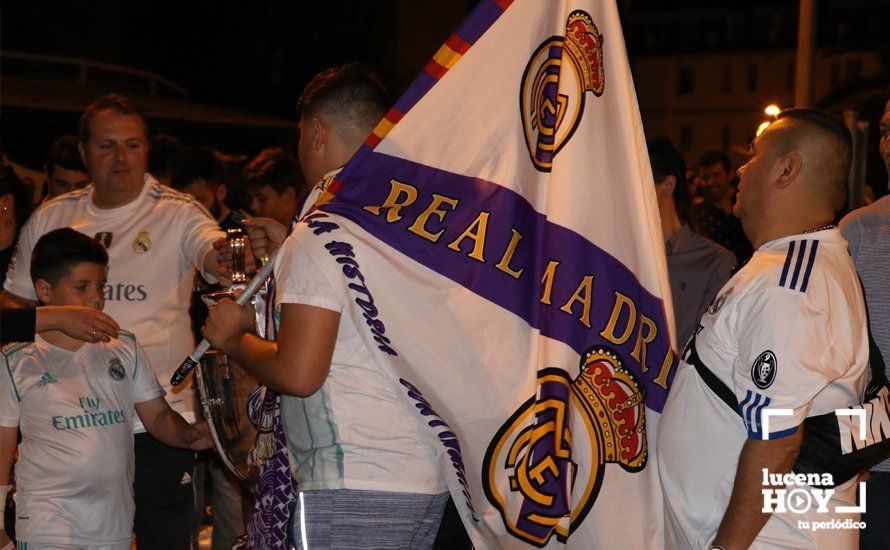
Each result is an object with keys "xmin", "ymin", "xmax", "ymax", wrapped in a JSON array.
[
  {"xmin": 658, "ymin": 109, "xmax": 868, "ymax": 550},
  {"xmin": 0, "ymin": 94, "xmax": 225, "ymax": 549},
  {"xmin": 0, "ymin": 228, "xmax": 211, "ymax": 549},
  {"xmin": 203, "ymin": 64, "xmax": 448, "ymax": 549}
]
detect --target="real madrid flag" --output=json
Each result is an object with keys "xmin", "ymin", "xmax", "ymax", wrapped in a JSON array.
[{"xmin": 302, "ymin": 0, "xmax": 676, "ymax": 547}]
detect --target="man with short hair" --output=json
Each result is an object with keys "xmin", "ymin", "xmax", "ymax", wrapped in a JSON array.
[
  {"xmin": 648, "ymin": 137, "xmax": 735, "ymax": 349},
  {"xmin": 43, "ymin": 135, "xmax": 89, "ymax": 199},
  {"xmin": 244, "ymin": 148, "xmax": 306, "ymax": 228},
  {"xmin": 1, "ymin": 93, "xmax": 226, "ymax": 550},
  {"xmin": 658, "ymin": 109, "xmax": 868, "ymax": 549},
  {"xmin": 203, "ymin": 64, "xmax": 448, "ymax": 549},
  {"xmin": 691, "ymin": 149, "xmax": 753, "ymax": 262},
  {"xmin": 840, "ymin": 97, "xmax": 890, "ymax": 550}
]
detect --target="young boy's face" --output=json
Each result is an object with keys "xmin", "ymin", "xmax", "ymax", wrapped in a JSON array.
[{"xmin": 36, "ymin": 262, "xmax": 107, "ymax": 310}]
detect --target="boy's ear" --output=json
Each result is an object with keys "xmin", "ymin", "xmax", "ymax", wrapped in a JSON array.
[{"xmin": 34, "ymin": 278, "xmax": 53, "ymax": 305}]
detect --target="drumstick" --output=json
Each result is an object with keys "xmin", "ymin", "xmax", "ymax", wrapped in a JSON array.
[{"xmin": 170, "ymin": 251, "xmax": 278, "ymax": 386}]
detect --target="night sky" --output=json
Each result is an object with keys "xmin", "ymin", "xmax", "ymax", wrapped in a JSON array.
[{"xmin": 2, "ymin": 0, "xmax": 474, "ymax": 120}]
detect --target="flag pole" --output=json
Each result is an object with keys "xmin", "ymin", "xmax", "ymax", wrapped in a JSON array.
[{"xmin": 794, "ymin": 0, "xmax": 817, "ymax": 108}]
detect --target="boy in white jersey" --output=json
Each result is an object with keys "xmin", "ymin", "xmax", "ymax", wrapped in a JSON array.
[{"xmin": 0, "ymin": 228, "xmax": 212, "ymax": 549}]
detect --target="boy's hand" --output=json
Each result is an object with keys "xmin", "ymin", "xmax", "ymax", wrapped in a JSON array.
[
  {"xmin": 186, "ymin": 421, "xmax": 214, "ymax": 451},
  {"xmin": 202, "ymin": 299, "xmax": 254, "ymax": 355},
  {"xmin": 38, "ymin": 306, "xmax": 119, "ymax": 342}
]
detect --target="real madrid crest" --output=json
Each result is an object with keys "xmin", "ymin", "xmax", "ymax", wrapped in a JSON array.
[
  {"xmin": 482, "ymin": 346, "xmax": 647, "ymax": 547},
  {"xmin": 132, "ymin": 230, "xmax": 152, "ymax": 254},
  {"xmin": 520, "ymin": 10, "xmax": 605, "ymax": 172},
  {"xmin": 108, "ymin": 357, "xmax": 125, "ymax": 381}
]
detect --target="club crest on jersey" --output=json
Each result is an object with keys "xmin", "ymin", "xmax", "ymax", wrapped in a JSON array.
[
  {"xmin": 482, "ymin": 346, "xmax": 646, "ymax": 547},
  {"xmin": 132, "ymin": 231, "xmax": 151, "ymax": 254},
  {"xmin": 108, "ymin": 357, "xmax": 125, "ymax": 381},
  {"xmin": 751, "ymin": 351, "xmax": 777, "ymax": 389},
  {"xmin": 708, "ymin": 286, "xmax": 734, "ymax": 315},
  {"xmin": 94, "ymin": 232, "xmax": 113, "ymax": 249},
  {"xmin": 520, "ymin": 10, "xmax": 605, "ymax": 173}
]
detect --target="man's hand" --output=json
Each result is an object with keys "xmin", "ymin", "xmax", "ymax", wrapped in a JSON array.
[
  {"xmin": 37, "ymin": 306, "xmax": 120, "ymax": 342},
  {"xmin": 0, "ymin": 529, "xmax": 12, "ymax": 549},
  {"xmin": 244, "ymin": 217, "xmax": 288, "ymax": 262},
  {"xmin": 185, "ymin": 420, "xmax": 214, "ymax": 451},
  {"xmin": 712, "ymin": 425, "xmax": 803, "ymax": 550},
  {"xmin": 202, "ymin": 299, "xmax": 255, "ymax": 355}
]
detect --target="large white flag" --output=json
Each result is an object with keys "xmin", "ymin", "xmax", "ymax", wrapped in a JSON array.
[{"xmin": 301, "ymin": 0, "xmax": 677, "ymax": 547}]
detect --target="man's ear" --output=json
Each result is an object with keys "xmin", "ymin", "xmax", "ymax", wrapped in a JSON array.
[
  {"xmin": 775, "ymin": 151, "xmax": 802, "ymax": 190},
  {"xmin": 658, "ymin": 175, "xmax": 677, "ymax": 197},
  {"xmin": 34, "ymin": 278, "xmax": 53, "ymax": 305},
  {"xmin": 313, "ymin": 118, "xmax": 327, "ymax": 152},
  {"xmin": 78, "ymin": 142, "xmax": 88, "ymax": 169}
]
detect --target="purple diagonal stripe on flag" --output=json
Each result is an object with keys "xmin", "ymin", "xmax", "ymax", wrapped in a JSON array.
[{"xmin": 322, "ymin": 152, "xmax": 675, "ymax": 411}]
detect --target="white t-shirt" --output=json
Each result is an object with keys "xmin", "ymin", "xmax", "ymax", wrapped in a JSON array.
[
  {"xmin": 274, "ymin": 224, "xmax": 446, "ymax": 494},
  {"xmin": 0, "ymin": 332, "xmax": 164, "ymax": 546},
  {"xmin": 3, "ymin": 176, "xmax": 224, "ymax": 429},
  {"xmin": 658, "ymin": 229, "xmax": 868, "ymax": 549}
]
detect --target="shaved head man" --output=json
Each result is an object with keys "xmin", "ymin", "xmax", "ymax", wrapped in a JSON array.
[
  {"xmin": 660, "ymin": 109, "xmax": 868, "ymax": 550},
  {"xmin": 735, "ymin": 109, "xmax": 851, "ymax": 248}
]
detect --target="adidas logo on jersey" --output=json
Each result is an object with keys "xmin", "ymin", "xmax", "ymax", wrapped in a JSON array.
[{"xmin": 36, "ymin": 372, "xmax": 58, "ymax": 387}]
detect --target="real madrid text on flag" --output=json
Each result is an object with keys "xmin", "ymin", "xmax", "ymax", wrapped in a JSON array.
[{"xmin": 299, "ymin": 1, "xmax": 676, "ymax": 547}]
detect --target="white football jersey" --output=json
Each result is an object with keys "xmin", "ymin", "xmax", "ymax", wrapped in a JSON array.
[
  {"xmin": 3, "ymin": 176, "xmax": 224, "ymax": 428},
  {"xmin": 274, "ymin": 222, "xmax": 447, "ymax": 495},
  {"xmin": 658, "ymin": 228, "xmax": 868, "ymax": 549},
  {"xmin": 0, "ymin": 333, "xmax": 164, "ymax": 546}
]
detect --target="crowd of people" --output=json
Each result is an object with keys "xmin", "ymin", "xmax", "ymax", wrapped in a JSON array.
[{"xmin": 0, "ymin": 59, "xmax": 887, "ymax": 550}]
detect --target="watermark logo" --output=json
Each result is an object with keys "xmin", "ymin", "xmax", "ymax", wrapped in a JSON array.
[{"xmin": 761, "ymin": 408, "xmax": 867, "ymax": 532}]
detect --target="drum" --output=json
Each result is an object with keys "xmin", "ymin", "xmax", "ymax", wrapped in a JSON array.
[{"xmin": 196, "ymin": 350, "xmax": 258, "ymax": 490}]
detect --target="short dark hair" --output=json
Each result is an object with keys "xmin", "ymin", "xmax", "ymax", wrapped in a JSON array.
[
  {"xmin": 775, "ymin": 108, "xmax": 852, "ymax": 153},
  {"xmin": 0, "ymin": 165, "xmax": 33, "ymax": 229},
  {"xmin": 648, "ymin": 137, "xmax": 692, "ymax": 223},
  {"xmin": 79, "ymin": 93, "xmax": 146, "ymax": 145},
  {"xmin": 45, "ymin": 135, "xmax": 86, "ymax": 175},
  {"xmin": 776, "ymin": 108, "xmax": 852, "ymax": 196},
  {"xmin": 697, "ymin": 149, "xmax": 732, "ymax": 172},
  {"xmin": 168, "ymin": 147, "xmax": 225, "ymax": 191},
  {"xmin": 243, "ymin": 147, "xmax": 304, "ymax": 196},
  {"xmin": 31, "ymin": 228, "xmax": 108, "ymax": 285},
  {"xmin": 297, "ymin": 63, "xmax": 390, "ymax": 134}
]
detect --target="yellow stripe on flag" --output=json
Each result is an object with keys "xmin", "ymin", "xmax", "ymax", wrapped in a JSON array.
[
  {"xmin": 372, "ymin": 117, "xmax": 395, "ymax": 140},
  {"xmin": 433, "ymin": 44, "xmax": 462, "ymax": 70}
]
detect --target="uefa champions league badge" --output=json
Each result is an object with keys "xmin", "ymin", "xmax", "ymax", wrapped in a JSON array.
[
  {"xmin": 132, "ymin": 230, "xmax": 152, "ymax": 254},
  {"xmin": 108, "ymin": 357, "xmax": 125, "ymax": 381},
  {"xmin": 751, "ymin": 350, "xmax": 777, "ymax": 389}
]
